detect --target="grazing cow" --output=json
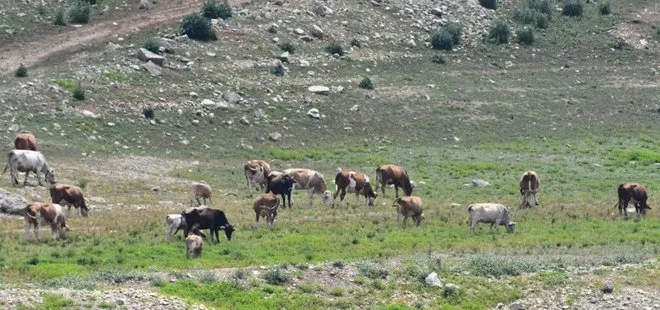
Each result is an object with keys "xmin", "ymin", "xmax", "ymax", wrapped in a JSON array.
[
  {"xmin": 375, "ymin": 164, "xmax": 413, "ymax": 198},
  {"xmin": 333, "ymin": 168, "xmax": 377, "ymax": 208},
  {"xmin": 244, "ymin": 160, "xmax": 271, "ymax": 196},
  {"xmin": 190, "ymin": 182, "xmax": 212, "ymax": 207},
  {"xmin": 24, "ymin": 202, "xmax": 69, "ymax": 240},
  {"xmin": 14, "ymin": 132, "xmax": 37, "ymax": 151},
  {"xmin": 615, "ymin": 183, "xmax": 651, "ymax": 216},
  {"xmin": 253, "ymin": 193, "xmax": 279, "ymax": 228},
  {"xmin": 283, "ymin": 168, "xmax": 332, "ymax": 207},
  {"xmin": 392, "ymin": 196, "xmax": 424, "ymax": 227},
  {"xmin": 265, "ymin": 171, "xmax": 293, "ymax": 209},
  {"xmin": 181, "ymin": 207, "xmax": 235, "ymax": 243},
  {"xmin": 3, "ymin": 150, "xmax": 56, "ymax": 186},
  {"xmin": 467, "ymin": 203, "xmax": 516, "ymax": 235},
  {"xmin": 519, "ymin": 170, "xmax": 540, "ymax": 208},
  {"xmin": 166, "ymin": 209, "xmax": 207, "ymax": 241},
  {"xmin": 185, "ymin": 233, "xmax": 203, "ymax": 259},
  {"xmin": 49, "ymin": 183, "xmax": 89, "ymax": 217}
]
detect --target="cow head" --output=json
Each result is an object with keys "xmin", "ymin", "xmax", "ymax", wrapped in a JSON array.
[
  {"xmin": 322, "ymin": 190, "xmax": 333, "ymax": 205},
  {"xmin": 638, "ymin": 204, "xmax": 651, "ymax": 216},
  {"xmin": 363, "ymin": 183, "xmax": 378, "ymax": 207},
  {"xmin": 221, "ymin": 224, "xmax": 235, "ymax": 241},
  {"xmin": 506, "ymin": 221, "xmax": 516, "ymax": 233},
  {"xmin": 45, "ymin": 169, "xmax": 56, "ymax": 184},
  {"xmin": 80, "ymin": 205, "xmax": 89, "ymax": 217}
]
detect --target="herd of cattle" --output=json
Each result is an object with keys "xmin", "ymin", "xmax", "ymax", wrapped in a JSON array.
[{"xmin": 2, "ymin": 132, "xmax": 653, "ymax": 258}]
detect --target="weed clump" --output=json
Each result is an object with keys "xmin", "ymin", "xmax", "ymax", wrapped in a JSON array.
[
  {"xmin": 350, "ymin": 38, "xmax": 362, "ymax": 48},
  {"xmin": 562, "ymin": 0, "xmax": 583, "ymax": 17},
  {"xmin": 598, "ymin": 0, "xmax": 611, "ymax": 15},
  {"xmin": 489, "ymin": 20, "xmax": 510, "ymax": 44},
  {"xmin": 202, "ymin": 0, "xmax": 232, "ymax": 20},
  {"xmin": 359, "ymin": 77, "xmax": 374, "ymax": 90},
  {"xmin": 264, "ymin": 268, "xmax": 291, "ymax": 285},
  {"xmin": 69, "ymin": 0, "xmax": 91, "ymax": 24},
  {"xmin": 279, "ymin": 42, "xmax": 296, "ymax": 54},
  {"xmin": 54, "ymin": 8, "xmax": 66, "ymax": 26},
  {"xmin": 15, "ymin": 64, "xmax": 28, "ymax": 78},
  {"xmin": 72, "ymin": 83, "xmax": 85, "ymax": 101},
  {"xmin": 431, "ymin": 54, "xmax": 446, "ymax": 64},
  {"xmin": 479, "ymin": 0, "xmax": 496, "ymax": 10},
  {"xmin": 181, "ymin": 13, "xmax": 217, "ymax": 41},
  {"xmin": 431, "ymin": 29, "xmax": 454, "ymax": 51},
  {"xmin": 325, "ymin": 43, "xmax": 344, "ymax": 56},
  {"xmin": 272, "ymin": 61, "xmax": 286, "ymax": 77},
  {"xmin": 514, "ymin": 8, "xmax": 549, "ymax": 29},
  {"xmin": 524, "ymin": 0, "xmax": 552, "ymax": 18},
  {"xmin": 517, "ymin": 27, "xmax": 535, "ymax": 45},
  {"xmin": 143, "ymin": 39, "xmax": 160, "ymax": 54},
  {"xmin": 470, "ymin": 255, "xmax": 540, "ymax": 277},
  {"xmin": 356, "ymin": 261, "xmax": 388, "ymax": 279},
  {"xmin": 143, "ymin": 107, "xmax": 155, "ymax": 119}
]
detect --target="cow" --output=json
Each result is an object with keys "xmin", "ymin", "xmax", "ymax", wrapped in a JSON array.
[
  {"xmin": 49, "ymin": 183, "xmax": 89, "ymax": 217},
  {"xmin": 615, "ymin": 183, "xmax": 651, "ymax": 216},
  {"xmin": 283, "ymin": 168, "xmax": 332, "ymax": 207},
  {"xmin": 181, "ymin": 207, "xmax": 235, "ymax": 244},
  {"xmin": 467, "ymin": 203, "xmax": 516, "ymax": 235},
  {"xmin": 14, "ymin": 132, "xmax": 37, "ymax": 151},
  {"xmin": 265, "ymin": 171, "xmax": 293, "ymax": 209},
  {"xmin": 519, "ymin": 170, "xmax": 540, "ymax": 208},
  {"xmin": 166, "ymin": 209, "xmax": 207, "ymax": 241},
  {"xmin": 253, "ymin": 193, "xmax": 279, "ymax": 228},
  {"xmin": 333, "ymin": 168, "xmax": 377, "ymax": 208},
  {"xmin": 392, "ymin": 196, "xmax": 424, "ymax": 227},
  {"xmin": 190, "ymin": 182, "xmax": 212, "ymax": 207},
  {"xmin": 24, "ymin": 202, "xmax": 69, "ymax": 240},
  {"xmin": 244, "ymin": 160, "xmax": 271, "ymax": 196},
  {"xmin": 3, "ymin": 150, "xmax": 55, "ymax": 186},
  {"xmin": 185, "ymin": 233, "xmax": 203, "ymax": 259},
  {"xmin": 375, "ymin": 164, "xmax": 413, "ymax": 198}
]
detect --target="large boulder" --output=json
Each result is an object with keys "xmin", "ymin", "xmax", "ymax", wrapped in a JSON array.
[
  {"xmin": 0, "ymin": 188, "xmax": 27, "ymax": 216},
  {"xmin": 142, "ymin": 61, "xmax": 162, "ymax": 76},
  {"xmin": 137, "ymin": 48, "xmax": 165, "ymax": 66},
  {"xmin": 308, "ymin": 85, "xmax": 330, "ymax": 95}
]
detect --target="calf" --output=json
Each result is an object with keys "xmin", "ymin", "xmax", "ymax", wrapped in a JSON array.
[
  {"xmin": 190, "ymin": 182, "xmax": 212, "ymax": 207},
  {"xmin": 14, "ymin": 132, "xmax": 37, "ymax": 151},
  {"xmin": 24, "ymin": 202, "xmax": 69, "ymax": 240},
  {"xmin": 185, "ymin": 233, "xmax": 203, "ymax": 259},
  {"xmin": 333, "ymin": 168, "xmax": 377, "ymax": 208},
  {"xmin": 166, "ymin": 214, "xmax": 186, "ymax": 241},
  {"xmin": 253, "ymin": 193, "xmax": 279, "ymax": 228},
  {"xmin": 244, "ymin": 160, "xmax": 271, "ymax": 196},
  {"xmin": 392, "ymin": 196, "xmax": 424, "ymax": 227},
  {"xmin": 375, "ymin": 164, "xmax": 413, "ymax": 198},
  {"xmin": 519, "ymin": 170, "xmax": 540, "ymax": 208},
  {"xmin": 49, "ymin": 183, "xmax": 89, "ymax": 217},
  {"xmin": 266, "ymin": 171, "xmax": 294, "ymax": 209},
  {"xmin": 181, "ymin": 207, "xmax": 235, "ymax": 243},
  {"xmin": 284, "ymin": 168, "xmax": 332, "ymax": 207},
  {"xmin": 616, "ymin": 183, "xmax": 651, "ymax": 216},
  {"xmin": 467, "ymin": 203, "xmax": 516, "ymax": 235},
  {"xmin": 3, "ymin": 150, "xmax": 56, "ymax": 186}
]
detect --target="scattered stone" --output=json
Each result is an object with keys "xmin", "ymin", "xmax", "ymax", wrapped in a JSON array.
[
  {"xmin": 509, "ymin": 302, "xmax": 525, "ymax": 310},
  {"xmin": 307, "ymin": 108, "xmax": 321, "ymax": 119},
  {"xmin": 602, "ymin": 281, "xmax": 614, "ymax": 294},
  {"xmin": 311, "ymin": 25, "xmax": 324, "ymax": 38},
  {"xmin": 471, "ymin": 179, "xmax": 491, "ymax": 187},
  {"xmin": 299, "ymin": 36, "xmax": 314, "ymax": 42},
  {"xmin": 201, "ymin": 99, "xmax": 218, "ymax": 110},
  {"xmin": 279, "ymin": 51, "xmax": 290, "ymax": 63},
  {"xmin": 190, "ymin": 92, "xmax": 199, "ymax": 99},
  {"xmin": 222, "ymin": 91, "xmax": 241, "ymax": 104},
  {"xmin": 308, "ymin": 85, "xmax": 330, "ymax": 95},
  {"xmin": 349, "ymin": 105, "xmax": 359, "ymax": 112},
  {"xmin": 293, "ymin": 28, "xmax": 305, "ymax": 35},
  {"xmin": 142, "ymin": 61, "xmax": 162, "ymax": 76},
  {"xmin": 138, "ymin": 0, "xmax": 149, "ymax": 10},
  {"xmin": 424, "ymin": 272, "xmax": 443, "ymax": 287},
  {"xmin": 449, "ymin": 203, "xmax": 461, "ymax": 207},
  {"xmin": 443, "ymin": 283, "xmax": 459, "ymax": 296},
  {"xmin": 206, "ymin": 52, "xmax": 216, "ymax": 57},
  {"xmin": 430, "ymin": 7, "xmax": 443, "ymax": 17},
  {"xmin": 137, "ymin": 48, "xmax": 165, "ymax": 66},
  {"xmin": 331, "ymin": 86, "xmax": 344, "ymax": 93},
  {"xmin": 81, "ymin": 110, "xmax": 98, "ymax": 118},
  {"xmin": 175, "ymin": 35, "xmax": 190, "ymax": 43},
  {"xmin": 151, "ymin": 186, "xmax": 161, "ymax": 192},
  {"xmin": 0, "ymin": 188, "xmax": 27, "ymax": 216},
  {"xmin": 159, "ymin": 39, "xmax": 175, "ymax": 54},
  {"xmin": 240, "ymin": 117, "xmax": 250, "ymax": 125},
  {"xmin": 312, "ymin": 4, "xmax": 333, "ymax": 16},
  {"xmin": 299, "ymin": 59, "xmax": 310, "ymax": 67},
  {"xmin": 268, "ymin": 132, "xmax": 282, "ymax": 141}
]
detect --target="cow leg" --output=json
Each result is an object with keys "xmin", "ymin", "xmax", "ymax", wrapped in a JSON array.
[
  {"xmin": 208, "ymin": 196, "xmax": 212, "ymax": 206},
  {"xmin": 24, "ymin": 171, "xmax": 31, "ymax": 186},
  {"xmin": 332, "ymin": 189, "xmax": 340, "ymax": 207},
  {"xmin": 307, "ymin": 190, "xmax": 315, "ymax": 207},
  {"xmin": 289, "ymin": 184, "xmax": 297, "ymax": 205},
  {"xmin": 167, "ymin": 225, "xmax": 176, "ymax": 242},
  {"xmin": 255, "ymin": 211, "xmax": 260, "ymax": 225},
  {"xmin": 24, "ymin": 222, "xmax": 31, "ymax": 240},
  {"xmin": 355, "ymin": 193, "xmax": 360, "ymax": 208},
  {"xmin": 394, "ymin": 185, "xmax": 400, "ymax": 198},
  {"xmin": 622, "ymin": 201, "xmax": 629, "ymax": 216}
]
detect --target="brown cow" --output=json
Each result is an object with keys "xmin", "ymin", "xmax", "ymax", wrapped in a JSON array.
[
  {"xmin": 375, "ymin": 164, "xmax": 413, "ymax": 197},
  {"xmin": 253, "ymin": 193, "xmax": 279, "ymax": 228},
  {"xmin": 616, "ymin": 183, "xmax": 651, "ymax": 216},
  {"xmin": 392, "ymin": 196, "xmax": 424, "ymax": 227},
  {"xmin": 519, "ymin": 170, "xmax": 540, "ymax": 208},
  {"xmin": 333, "ymin": 168, "xmax": 377, "ymax": 208},
  {"xmin": 24, "ymin": 202, "xmax": 69, "ymax": 240},
  {"xmin": 50, "ymin": 183, "xmax": 89, "ymax": 217},
  {"xmin": 190, "ymin": 182, "xmax": 212, "ymax": 207},
  {"xmin": 14, "ymin": 132, "xmax": 37, "ymax": 151},
  {"xmin": 244, "ymin": 160, "xmax": 271, "ymax": 196},
  {"xmin": 284, "ymin": 168, "xmax": 332, "ymax": 207}
]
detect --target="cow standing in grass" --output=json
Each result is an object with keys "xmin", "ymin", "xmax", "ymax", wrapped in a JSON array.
[
  {"xmin": 14, "ymin": 132, "xmax": 37, "ymax": 151},
  {"xmin": 3, "ymin": 150, "xmax": 56, "ymax": 186},
  {"xmin": 519, "ymin": 170, "xmax": 540, "ymax": 208},
  {"xmin": 244, "ymin": 160, "xmax": 271, "ymax": 196},
  {"xmin": 266, "ymin": 171, "xmax": 293, "ymax": 209},
  {"xmin": 392, "ymin": 196, "xmax": 424, "ymax": 227},
  {"xmin": 24, "ymin": 202, "xmax": 70, "ymax": 240},
  {"xmin": 615, "ymin": 183, "xmax": 651, "ymax": 216},
  {"xmin": 49, "ymin": 183, "xmax": 89, "ymax": 217},
  {"xmin": 181, "ymin": 207, "xmax": 235, "ymax": 243},
  {"xmin": 333, "ymin": 168, "xmax": 377, "ymax": 208},
  {"xmin": 284, "ymin": 168, "xmax": 332, "ymax": 207},
  {"xmin": 190, "ymin": 182, "xmax": 212, "ymax": 207},
  {"xmin": 253, "ymin": 193, "xmax": 279, "ymax": 228},
  {"xmin": 375, "ymin": 164, "xmax": 413, "ymax": 198},
  {"xmin": 185, "ymin": 233, "xmax": 203, "ymax": 259},
  {"xmin": 467, "ymin": 203, "xmax": 516, "ymax": 235}
]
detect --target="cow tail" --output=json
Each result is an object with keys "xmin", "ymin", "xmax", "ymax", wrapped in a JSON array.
[
  {"xmin": 2, "ymin": 151, "xmax": 11, "ymax": 175},
  {"xmin": 391, "ymin": 197, "xmax": 402, "ymax": 208},
  {"xmin": 25, "ymin": 205, "xmax": 38, "ymax": 220}
]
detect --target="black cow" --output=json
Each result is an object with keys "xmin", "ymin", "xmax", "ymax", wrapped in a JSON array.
[
  {"xmin": 265, "ymin": 171, "xmax": 294, "ymax": 209},
  {"xmin": 181, "ymin": 208, "xmax": 235, "ymax": 243}
]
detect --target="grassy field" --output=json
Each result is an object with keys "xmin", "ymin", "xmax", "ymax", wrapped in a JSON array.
[{"xmin": 0, "ymin": 0, "xmax": 659, "ymax": 308}]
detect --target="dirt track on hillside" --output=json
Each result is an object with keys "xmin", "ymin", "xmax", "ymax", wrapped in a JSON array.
[{"xmin": 0, "ymin": 0, "xmax": 249, "ymax": 76}]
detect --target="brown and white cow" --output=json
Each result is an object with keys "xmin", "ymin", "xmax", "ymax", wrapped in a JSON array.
[
  {"xmin": 333, "ymin": 168, "xmax": 377, "ymax": 208},
  {"xmin": 14, "ymin": 132, "xmax": 37, "ymax": 151},
  {"xmin": 24, "ymin": 202, "xmax": 70, "ymax": 240},
  {"xmin": 50, "ymin": 183, "xmax": 89, "ymax": 217},
  {"xmin": 244, "ymin": 160, "xmax": 271, "ymax": 196},
  {"xmin": 253, "ymin": 193, "xmax": 279, "ymax": 228},
  {"xmin": 519, "ymin": 170, "xmax": 540, "ymax": 208},
  {"xmin": 616, "ymin": 183, "xmax": 651, "ymax": 216},
  {"xmin": 283, "ymin": 168, "xmax": 332, "ymax": 207},
  {"xmin": 392, "ymin": 196, "xmax": 424, "ymax": 227},
  {"xmin": 375, "ymin": 164, "xmax": 413, "ymax": 198}
]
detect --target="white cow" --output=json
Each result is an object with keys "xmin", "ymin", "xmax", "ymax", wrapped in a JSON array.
[
  {"xmin": 467, "ymin": 203, "xmax": 516, "ymax": 235},
  {"xmin": 165, "ymin": 214, "xmax": 186, "ymax": 242},
  {"xmin": 3, "ymin": 150, "xmax": 55, "ymax": 186}
]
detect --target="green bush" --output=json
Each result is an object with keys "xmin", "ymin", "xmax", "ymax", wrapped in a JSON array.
[
  {"xmin": 479, "ymin": 0, "xmax": 496, "ymax": 10},
  {"xmin": 356, "ymin": 261, "xmax": 388, "ymax": 279},
  {"xmin": 470, "ymin": 255, "xmax": 541, "ymax": 277},
  {"xmin": 562, "ymin": 0, "xmax": 583, "ymax": 17},
  {"xmin": 202, "ymin": 0, "xmax": 232, "ymax": 20},
  {"xmin": 15, "ymin": 64, "xmax": 28, "ymax": 78},
  {"xmin": 431, "ymin": 29, "xmax": 454, "ymax": 51},
  {"xmin": 181, "ymin": 13, "xmax": 217, "ymax": 41},
  {"xmin": 37, "ymin": 5, "xmax": 46, "ymax": 15},
  {"xmin": 431, "ymin": 54, "xmax": 446, "ymax": 64},
  {"xmin": 598, "ymin": 0, "xmax": 611, "ymax": 15},
  {"xmin": 69, "ymin": 0, "xmax": 91, "ymax": 24},
  {"xmin": 489, "ymin": 20, "xmax": 510, "ymax": 44},
  {"xmin": 54, "ymin": 8, "xmax": 66, "ymax": 26},
  {"xmin": 524, "ymin": 0, "xmax": 552, "ymax": 18},
  {"xmin": 272, "ymin": 62, "xmax": 286, "ymax": 77},
  {"xmin": 279, "ymin": 42, "xmax": 295, "ymax": 54},
  {"xmin": 72, "ymin": 84, "xmax": 85, "ymax": 101},
  {"xmin": 536, "ymin": 13, "xmax": 549, "ymax": 29},
  {"xmin": 359, "ymin": 77, "xmax": 374, "ymax": 90},
  {"xmin": 264, "ymin": 268, "xmax": 291, "ymax": 285},
  {"xmin": 143, "ymin": 107, "xmax": 155, "ymax": 119},
  {"xmin": 444, "ymin": 23, "xmax": 462, "ymax": 45},
  {"xmin": 325, "ymin": 43, "xmax": 344, "ymax": 56},
  {"xmin": 514, "ymin": 7, "xmax": 549, "ymax": 29},
  {"xmin": 517, "ymin": 27, "xmax": 534, "ymax": 45},
  {"xmin": 143, "ymin": 39, "xmax": 160, "ymax": 53}
]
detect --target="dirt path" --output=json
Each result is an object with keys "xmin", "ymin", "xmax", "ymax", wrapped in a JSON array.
[{"xmin": 0, "ymin": 0, "xmax": 249, "ymax": 75}]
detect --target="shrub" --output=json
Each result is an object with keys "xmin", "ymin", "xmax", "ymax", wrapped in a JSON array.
[
  {"xmin": 431, "ymin": 29, "xmax": 454, "ymax": 51},
  {"xmin": 272, "ymin": 62, "xmax": 286, "ymax": 77},
  {"xmin": 598, "ymin": 0, "xmax": 611, "ymax": 15},
  {"xmin": 143, "ymin": 107, "xmax": 155, "ymax": 119},
  {"xmin": 15, "ymin": 64, "xmax": 27, "ymax": 78},
  {"xmin": 536, "ymin": 13, "xmax": 549, "ymax": 29},
  {"xmin": 359, "ymin": 77, "xmax": 374, "ymax": 90},
  {"xmin": 470, "ymin": 255, "xmax": 540, "ymax": 277},
  {"xmin": 279, "ymin": 42, "xmax": 296, "ymax": 54},
  {"xmin": 524, "ymin": 0, "xmax": 552, "ymax": 18},
  {"xmin": 143, "ymin": 39, "xmax": 160, "ymax": 54},
  {"xmin": 479, "ymin": 0, "xmax": 496, "ymax": 10},
  {"xmin": 356, "ymin": 261, "xmax": 388, "ymax": 279},
  {"xmin": 72, "ymin": 83, "xmax": 85, "ymax": 101},
  {"xmin": 350, "ymin": 38, "xmax": 362, "ymax": 48},
  {"xmin": 181, "ymin": 13, "xmax": 217, "ymax": 41},
  {"xmin": 514, "ymin": 7, "xmax": 549, "ymax": 29},
  {"xmin": 69, "ymin": 0, "xmax": 91, "ymax": 24},
  {"xmin": 202, "ymin": 0, "xmax": 232, "ymax": 20},
  {"xmin": 325, "ymin": 43, "xmax": 344, "ymax": 56},
  {"xmin": 431, "ymin": 54, "xmax": 446, "ymax": 64},
  {"xmin": 489, "ymin": 20, "xmax": 510, "ymax": 44},
  {"xmin": 562, "ymin": 0, "xmax": 583, "ymax": 17},
  {"xmin": 37, "ymin": 5, "xmax": 46, "ymax": 15},
  {"xmin": 517, "ymin": 27, "xmax": 534, "ymax": 45},
  {"xmin": 264, "ymin": 268, "xmax": 291, "ymax": 285},
  {"xmin": 444, "ymin": 23, "xmax": 462, "ymax": 45},
  {"xmin": 54, "ymin": 8, "xmax": 66, "ymax": 26}
]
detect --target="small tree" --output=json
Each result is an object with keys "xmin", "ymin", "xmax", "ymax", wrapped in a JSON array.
[
  {"xmin": 144, "ymin": 39, "xmax": 160, "ymax": 53},
  {"xmin": 598, "ymin": 0, "xmax": 611, "ymax": 15},
  {"xmin": 479, "ymin": 0, "xmax": 497, "ymax": 10},
  {"xmin": 431, "ymin": 30, "xmax": 454, "ymax": 51},
  {"xmin": 562, "ymin": 0, "xmax": 583, "ymax": 17},
  {"xmin": 54, "ymin": 8, "xmax": 66, "ymax": 26},
  {"xmin": 325, "ymin": 43, "xmax": 344, "ymax": 56},
  {"xmin": 73, "ymin": 83, "xmax": 85, "ymax": 101},
  {"xmin": 359, "ymin": 77, "xmax": 374, "ymax": 90},
  {"xmin": 517, "ymin": 27, "xmax": 534, "ymax": 45},
  {"xmin": 181, "ymin": 13, "xmax": 217, "ymax": 41},
  {"xmin": 202, "ymin": 0, "xmax": 232, "ymax": 20},
  {"xmin": 15, "ymin": 64, "xmax": 28, "ymax": 78},
  {"xmin": 69, "ymin": 0, "xmax": 91, "ymax": 24},
  {"xmin": 143, "ymin": 107, "xmax": 155, "ymax": 119},
  {"xmin": 489, "ymin": 20, "xmax": 510, "ymax": 44},
  {"xmin": 445, "ymin": 23, "xmax": 462, "ymax": 45}
]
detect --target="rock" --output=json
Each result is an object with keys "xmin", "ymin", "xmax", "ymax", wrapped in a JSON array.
[
  {"xmin": 190, "ymin": 92, "xmax": 199, "ymax": 99},
  {"xmin": 311, "ymin": 25, "xmax": 324, "ymax": 38},
  {"xmin": 151, "ymin": 186, "xmax": 161, "ymax": 192},
  {"xmin": 312, "ymin": 4, "xmax": 333, "ymax": 16},
  {"xmin": 299, "ymin": 59, "xmax": 310, "ymax": 67},
  {"xmin": 137, "ymin": 48, "xmax": 165, "ymax": 66},
  {"xmin": 273, "ymin": 0, "xmax": 283, "ymax": 5},
  {"xmin": 349, "ymin": 104, "xmax": 359, "ymax": 112},
  {"xmin": 142, "ymin": 61, "xmax": 162, "ymax": 76},
  {"xmin": 602, "ymin": 281, "xmax": 614, "ymax": 294},
  {"xmin": 331, "ymin": 86, "xmax": 344, "ymax": 93},
  {"xmin": 138, "ymin": 0, "xmax": 149, "ymax": 10},
  {"xmin": 509, "ymin": 303, "xmax": 525, "ymax": 310},
  {"xmin": 240, "ymin": 116, "xmax": 250, "ymax": 125},
  {"xmin": 430, "ymin": 8, "xmax": 443, "ymax": 17},
  {"xmin": 293, "ymin": 28, "xmax": 305, "ymax": 35},
  {"xmin": 424, "ymin": 272, "xmax": 443, "ymax": 287},
  {"xmin": 308, "ymin": 85, "xmax": 330, "ymax": 95},
  {"xmin": 471, "ymin": 179, "xmax": 491, "ymax": 187},
  {"xmin": 175, "ymin": 35, "xmax": 190, "ymax": 43},
  {"xmin": 449, "ymin": 203, "xmax": 461, "ymax": 207},
  {"xmin": 299, "ymin": 36, "xmax": 314, "ymax": 42},
  {"xmin": 279, "ymin": 51, "xmax": 290, "ymax": 63},
  {"xmin": 222, "ymin": 91, "xmax": 241, "ymax": 104},
  {"xmin": 269, "ymin": 132, "xmax": 282, "ymax": 141},
  {"xmin": 404, "ymin": 39, "xmax": 416, "ymax": 48},
  {"xmin": 81, "ymin": 110, "xmax": 98, "ymax": 118},
  {"xmin": 443, "ymin": 283, "xmax": 459, "ymax": 296},
  {"xmin": 307, "ymin": 108, "xmax": 320, "ymax": 119},
  {"xmin": 159, "ymin": 39, "xmax": 175, "ymax": 54},
  {"xmin": 201, "ymin": 99, "xmax": 218, "ymax": 110},
  {"xmin": 0, "ymin": 188, "xmax": 27, "ymax": 216},
  {"xmin": 8, "ymin": 124, "xmax": 21, "ymax": 132}
]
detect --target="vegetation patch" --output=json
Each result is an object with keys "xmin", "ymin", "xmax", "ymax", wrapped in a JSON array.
[
  {"xmin": 69, "ymin": 0, "xmax": 91, "ymax": 24},
  {"xmin": 181, "ymin": 13, "xmax": 217, "ymax": 41},
  {"xmin": 15, "ymin": 64, "xmax": 27, "ymax": 78},
  {"xmin": 202, "ymin": 0, "xmax": 232, "ymax": 20},
  {"xmin": 489, "ymin": 20, "xmax": 510, "ymax": 44},
  {"xmin": 562, "ymin": 0, "xmax": 584, "ymax": 17}
]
